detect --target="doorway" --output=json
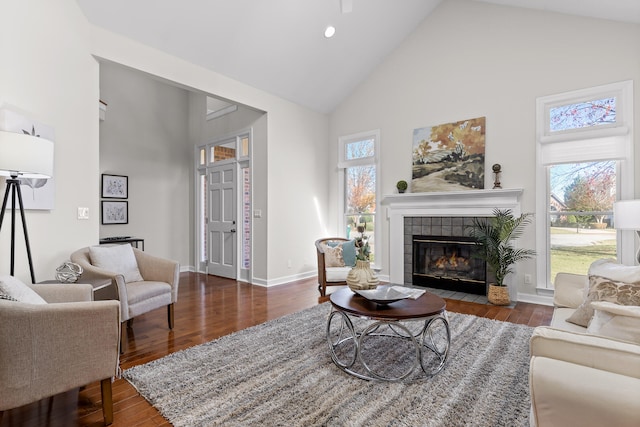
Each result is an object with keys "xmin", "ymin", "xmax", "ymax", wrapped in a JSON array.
[
  {"xmin": 207, "ymin": 161, "xmax": 237, "ymax": 278},
  {"xmin": 197, "ymin": 132, "xmax": 251, "ymax": 280}
]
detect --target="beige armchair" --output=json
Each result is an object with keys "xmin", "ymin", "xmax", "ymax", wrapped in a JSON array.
[
  {"xmin": 316, "ymin": 237, "xmax": 351, "ymax": 296},
  {"xmin": 70, "ymin": 246, "xmax": 180, "ymax": 352},
  {"xmin": 0, "ymin": 283, "xmax": 120, "ymax": 425}
]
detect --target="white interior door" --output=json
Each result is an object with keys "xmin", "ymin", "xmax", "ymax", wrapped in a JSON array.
[{"xmin": 208, "ymin": 162, "xmax": 237, "ymax": 278}]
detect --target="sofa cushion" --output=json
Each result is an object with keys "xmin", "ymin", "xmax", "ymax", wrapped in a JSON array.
[
  {"xmin": 326, "ymin": 267, "xmax": 351, "ymax": 283},
  {"xmin": 530, "ymin": 326, "xmax": 640, "ymax": 379},
  {"xmin": 553, "ymin": 273, "xmax": 589, "ymax": 308},
  {"xmin": 321, "ymin": 243, "xmax": 345, "ymax": 267},
  {"xmin": 587, "ymin": 301, "xmax": 640, "ymax": 344},
  {"xmin": 89, "ymin": 244, "xmax": 144, "ymax": 283},
  {"xmin": 0, "ymin": 275, "xmax": 47, "ymax": 304},
  {"xmin": 588, "ymin": 258, "xmax": 640, "ymax": 283},
  {"xmin": 566, "ymin": 275, "xmax": 640, "ymax": 327}
]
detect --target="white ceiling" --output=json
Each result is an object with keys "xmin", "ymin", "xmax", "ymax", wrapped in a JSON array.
[{"xmin": 76, "ymin": 0, "xmax": 640, "ymax": 114}]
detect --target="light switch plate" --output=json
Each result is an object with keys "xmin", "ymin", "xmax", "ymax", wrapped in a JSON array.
[{"xmin": 77, "ymin": 207, "xmax": 89, "ymax": 220}]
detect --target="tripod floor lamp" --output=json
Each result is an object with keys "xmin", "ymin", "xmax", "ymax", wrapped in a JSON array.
[{"xmin": 0, "ymin": 130, "xmax": 54, "ymax": 283}]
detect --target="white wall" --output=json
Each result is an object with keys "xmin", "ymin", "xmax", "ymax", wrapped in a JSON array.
[
  {"xmin": 329, "ymin": 0, "xmax": 640, "ymax": 296},
  {"xmin": 89, "ymin": 27, "xmax": 330, "ymax": 285},
  {"xmin": 0, "ymin": 0, "xmax": 99, "ymax": 283},
  {"xmin": 0, "ymin": 1, "xmax": 329, "ymax": 285},
  {"xmin": 99, "ymin": 62, "xmax": 191, "ymax": 266}
]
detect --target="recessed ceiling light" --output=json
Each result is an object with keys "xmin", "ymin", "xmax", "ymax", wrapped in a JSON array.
[{"xmin": 324, "ymin": 26, "xmax": 336, "ymax": 38}]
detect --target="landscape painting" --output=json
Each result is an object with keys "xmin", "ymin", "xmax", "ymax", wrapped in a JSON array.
[{"xmin": 412, "ymin": 116, "xmax": 486, "ymax": 192}]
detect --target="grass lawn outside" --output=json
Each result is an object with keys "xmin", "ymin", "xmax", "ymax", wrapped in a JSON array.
[{"xmin": 549, "ymin": 227, "xmax": 616, "ymax": 285}]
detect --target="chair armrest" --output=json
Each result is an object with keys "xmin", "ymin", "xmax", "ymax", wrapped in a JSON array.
[
  {"xmin": 316, "ymin": 245, "xmax": 327, "ymax": 286},
  {"xmin": 530, "ymin": 326, "xmax": 640, "ymax": 379},
  {"xmin": 30, "ymin": 283, "xmax": 93, "ymax": 303},
  {"xmin": 134, "ymin": 249, "xmax": 178, "ymax": 283},
  {"xmin": 0, "ymin": 299, "xmax": 120, "ymax": 410},
  {"xmin": 553, "ymin": 272, "xmax": 588, "ymax": 308},
  {"xmin": 530, "ymin": 357, "xmax": 640, "ymax": 427},
  {"xmin": 133, "ymin": 249, "xmax": 180, "ymax": 300},
  {"xmin": 70, "ymin": 257, "xmax": 125, "ymax": 301}
]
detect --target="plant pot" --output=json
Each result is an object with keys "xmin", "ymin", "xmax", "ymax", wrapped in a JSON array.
[
  {"xmin": 487, "ymin": 284, "xmax": 510, "ymax": 305},
  {"xmin": 346, "ymin": 260, "xmax": 379, "ymax": 291}
]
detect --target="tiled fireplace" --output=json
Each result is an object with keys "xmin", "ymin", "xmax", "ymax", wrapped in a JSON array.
[
  {"xmin": 384, "ymin": 189, "xmax": 523, "ymax": 294},
  {"xmin": 408, "ymin": 221, "xmax": 487, "ymax": 294}
]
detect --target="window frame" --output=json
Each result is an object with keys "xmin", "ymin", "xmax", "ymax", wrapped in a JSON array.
[
  {"xmin": 535, "ymin": 81, "xmax": 634, "ymax": 290},
  {"xmin": 338, "ymin": 129, "xmax": 381, "ymax": 268}
]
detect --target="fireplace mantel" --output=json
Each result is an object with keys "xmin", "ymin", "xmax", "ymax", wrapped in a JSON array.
[
  {"xmin": 384, "ymin": 188, "xmax": 523, "ymax": 284},
  {"xmin": 383, "ymin": 188, "xmax": 523, "ymax": 216}
]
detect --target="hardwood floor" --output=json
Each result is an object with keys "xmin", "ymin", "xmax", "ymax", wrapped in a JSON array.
[{"xmin": 0, "ymin": 273, "xmax": 553, "ymax": 427}]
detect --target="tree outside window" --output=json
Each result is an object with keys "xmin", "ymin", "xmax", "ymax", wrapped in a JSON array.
[
  {"xmin": 549, "ymin": 161, "xmax": 616, "ymax": 283},
  {"xmin": 341, "ymin": 136, "xmax": 377, "ymax": 262}
]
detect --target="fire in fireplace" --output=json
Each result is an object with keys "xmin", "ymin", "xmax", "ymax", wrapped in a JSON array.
[{"xmin": 412, "ymin": 235, "xmax": 486, "ymax": 295}]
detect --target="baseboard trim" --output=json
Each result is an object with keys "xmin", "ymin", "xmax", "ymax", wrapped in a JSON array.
[
  {"xmin": 252, "ymin": 270, "xmax": 316, "ymax": 287},
  {"xmin": 516, "ymin": 292, "xmax": 553, "ymax": 306}
]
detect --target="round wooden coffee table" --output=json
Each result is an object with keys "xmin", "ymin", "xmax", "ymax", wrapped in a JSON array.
[{"xmin": 327, "ymin": 286, "xmax": 450, "ymax": 381}]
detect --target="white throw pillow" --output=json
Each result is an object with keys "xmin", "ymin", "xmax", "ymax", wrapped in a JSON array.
[
  {"xmin": 588, "ymin": 258, "xmax": 640, "ymax": 283},
  {"xmin": 0, "ymin": 275, "xmax": 47, "ymax": 304},
  {"xmin": 89, "ymin": 244, "xmax": 144, "ymax": 283},
  {"xmin": 587, "ymin": 301, "xmax": 640, "ymax": 344}
]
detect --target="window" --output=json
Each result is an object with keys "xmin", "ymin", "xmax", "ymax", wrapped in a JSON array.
[
  {"xmin": 338, "ymin": 130, "xmax": 380, "ymax": 265},
  {"xmin": 549, "ymin": 97, "xmax": 617, "ymax": 132},
  {"xmin": 548, "ymin": 161, "xmax": 617, "ymax": 283},
  {"xmin": 536, "ymin": 81, "xmax": 634, "ymax": 289}
]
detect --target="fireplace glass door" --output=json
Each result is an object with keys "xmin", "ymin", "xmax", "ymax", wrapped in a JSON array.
[{"xmin": 412, "ymin": 235, "xmax": 486, "ymax": 295}]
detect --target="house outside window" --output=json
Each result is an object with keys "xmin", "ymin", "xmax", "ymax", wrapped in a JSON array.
[
  {"xmin": 536, "ymin": 81, "xmax": 634, "ymax": 289},
  {"xmin": 338, "ymin": 130, "xmax": 380, "ymax": 266}
]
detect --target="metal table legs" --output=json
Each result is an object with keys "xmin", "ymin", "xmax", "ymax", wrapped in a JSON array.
[{"xmin": 326, "ymin": 308, "xmax": 450, "ymax": 381}]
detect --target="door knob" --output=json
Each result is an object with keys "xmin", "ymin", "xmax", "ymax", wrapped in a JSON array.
[{"xmin": 230, "ymin": 229, "xmax": 236, "ymax": 233}]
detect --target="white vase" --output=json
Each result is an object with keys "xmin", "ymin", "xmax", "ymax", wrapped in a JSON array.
[{"xmin": 346, "ymin": 260, "xmax": 379, "ymax": 291}]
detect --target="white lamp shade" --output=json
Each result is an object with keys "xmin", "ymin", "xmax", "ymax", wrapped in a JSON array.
[
  {"xmin": 0, "ymin": 131, "xmax": 54, "ymax": 179},
  {"xmin": 613, "ymin": 200, "xmax": 640, "ymax": 230}
]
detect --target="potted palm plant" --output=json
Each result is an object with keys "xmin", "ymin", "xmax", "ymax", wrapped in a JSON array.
[{"xmin": 467, "ymin": 208, "xmax": 535, "ymax": 305}]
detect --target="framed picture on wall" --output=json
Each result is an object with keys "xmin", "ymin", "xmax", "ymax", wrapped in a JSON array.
[
  {"xmin": 102, "ymin": 201, "xmax": 128, "ymax": 224},
  {"xmin": 102, "ymin": 174, "xmax": 128, "ymax": 199}
]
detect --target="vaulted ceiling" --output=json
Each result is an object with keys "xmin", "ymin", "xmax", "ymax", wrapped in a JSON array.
[{"xmin": 76, "ymin": 0, "xmax": 640, "ymax": 114}]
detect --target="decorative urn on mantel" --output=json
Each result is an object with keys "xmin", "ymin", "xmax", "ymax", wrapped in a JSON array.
[{"xmin": 346, "ymin": 225, "xmax": 379, "ymax": 291}]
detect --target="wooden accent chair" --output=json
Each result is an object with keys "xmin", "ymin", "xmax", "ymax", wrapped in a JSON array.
[
  {"xmin": 70, "ymin": 246, "xmax": 180, "ymax": 353},
  {"xmin": 315, "ymin": 237, "xmax": 351, "ymax": 296},
  {"xmin": 0, "ymin": 282, "xmax": 120, "ymax": 425}
]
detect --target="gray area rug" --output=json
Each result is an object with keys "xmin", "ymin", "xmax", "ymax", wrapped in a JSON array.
[{"xmin": 123, "ymin": 303, "xmax": 534, "ymax": 426}]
